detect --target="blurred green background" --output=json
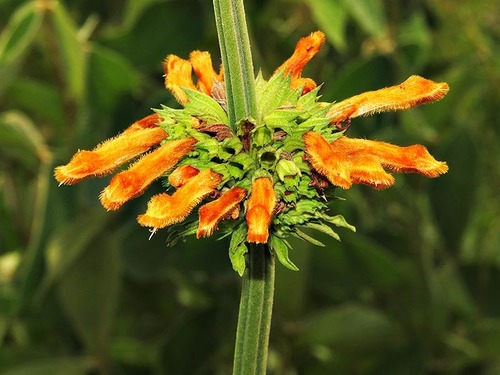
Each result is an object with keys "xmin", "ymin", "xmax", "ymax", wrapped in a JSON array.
[{"xmin": 1, "ymin": 0, "xmax": 499, "ymax": 374}]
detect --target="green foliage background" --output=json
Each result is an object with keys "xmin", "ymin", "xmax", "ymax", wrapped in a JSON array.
[{"xmin": 0, "ymin": 0, "xmax": 499, "ymax": 374}]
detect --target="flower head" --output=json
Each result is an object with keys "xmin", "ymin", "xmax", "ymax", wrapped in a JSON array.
[{"xmin": 54, "ymin": 31, "xmax": 448, "ymax": 274}]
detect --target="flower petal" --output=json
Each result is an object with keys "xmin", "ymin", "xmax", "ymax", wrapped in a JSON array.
[
  {"xmin": 246, "ymin": 177, "xmax": 276, "ymax": 243},
  {"xmin": 189, "ymin": 50, "xmax": 223, "ymax": 96},
  {"xmin": 303, "ymin": 131, "xmax": 352, "ymax": 189},
  {"xmin": 137, "ymin": 169, "xmax": 222, "ymax": 229},
  {"xmin": 334, "ymin": 137, "xmax": 449, "ymax": 180},
  {"xmin": 54, "ymin": 114, "xmax": 165, "ymax": 185},
  {"xmin": 327, "ymin": 75, "xmax": 450, "ymax": 123},
  {"xmin": 100, "ymin": 138, "xmax": 197, "ymax": 210},
  {"xmin": 163, "ymin": 55, "xmax": 197, "ymax": 104},
  {"xmin": 168, "ymin": 165, "xmax": 200, "ymax": 188},
  {"xmin": 274, "ymin": 31, "xmax": 325, "ymax": 79},
  {"xmin": 304, "ymin": 132, "xmax": 448, "ymax": 190},
  {"xmin": 197, "ymin": 186, "xmax": 247, "ymax": 238}
]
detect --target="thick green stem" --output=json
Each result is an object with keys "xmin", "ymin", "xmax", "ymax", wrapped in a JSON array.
[
  {"xmin": 213, "ymin": 0, "xmax": 258, "ymax": 129},
  {"xmin": 233, "ymin": 244, "xmax": 275, "ymax": 375}
]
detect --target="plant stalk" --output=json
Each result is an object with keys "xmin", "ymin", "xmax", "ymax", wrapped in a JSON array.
[
  {"xmin": 233, "ymin": 244, "xmax": 275, "ymax": 375},
  {"xmin": 213, "ymin": 0, "xmax": 258, "ymax": 129}
]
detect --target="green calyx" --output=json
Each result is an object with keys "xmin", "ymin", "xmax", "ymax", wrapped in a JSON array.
[{"xmin": 155, "ymin": 72, "xmax": 354, "ymax": 275}]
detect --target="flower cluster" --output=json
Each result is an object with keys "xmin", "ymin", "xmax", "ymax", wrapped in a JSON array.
[{"xmin": 55, "ymin": 31, "xmax": 448, "ymax": 274}]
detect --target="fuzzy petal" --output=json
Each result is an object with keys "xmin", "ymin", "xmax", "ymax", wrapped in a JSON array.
[
  {"xmin": 327, "ymin": 75, "xmax": 449, "ymax": 123},
  {"xmin": 168, "ymin": 165, "xmax": 200, "ymax": 188},
  {"xmin": 303, "ymin": 131, "xmax": 352, "ymax": 189},
  {"xmin": 163, "ymin": 55, "xmax": 197, "ymax": 104},
  {"xmin": 333, "ymin": 137, "xmax": 449, "ymax": 181},
  {"xmin": 100, "ymin": 138, "xmax": 197, "ymax": 210},
  {"xmin": 246, "ymin": 178, "xmax": 276, "ymax": 243},
  {"xmin": 197, "ymin": 187, "xmax": 247, "ymax": 238},
  {"xmin": 304, "ymin": 132, "xmax": 448, "ymax": 190},
  {"xmin": 54, "ymin": 114, "xmax": 166, "ymax": 185},
  {"xmin": 274, "ymin": 31, "xmax": 325, "ymax": 79},
  {"xmin": 189, "ymin": 50, "xmax": 222, "ymax": 96},
  {"xmin": 137, "ymin": 169, "xmax": 222, "ymax": 229}
]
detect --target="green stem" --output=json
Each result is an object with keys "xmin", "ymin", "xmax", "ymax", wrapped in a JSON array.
[
  {"xmin": 233, "ymin": 244, "xmax": 275, "ymax": 375},
  {"xmin": 213, "ymin": 0, "xmax": 258, "ymax": 129}
]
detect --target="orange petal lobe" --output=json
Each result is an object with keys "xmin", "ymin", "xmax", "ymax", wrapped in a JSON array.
[
  {"xmin": 163, "ymin": 55, "xmax": 197, "ymax": 104},
  {"xmin": 274, "ymin": 31, "xmax": 325, "ymax": 79},
  {"xmin": 54, "ymin": 116, "xmax": 167, "ymax": 185},
  {"xmin": 168, "ymin": 165, "xmax": 200, "ymax": 188},
  {"xmin": 99, "ymin": 138, "xmax": 196, "ymax": 210},
  {"xmin": 327, "ymin": 75, "xmax": 450, "ymax": 123},
  {"xmin": 333, "ymin": 137, "xmax": 449, "ymax": 180},
  {"xmin": 304, "ymin": 132, "xmax": 448, "ymax": 190},
  {"xmin": 303, "ymin": 132, "xmax": 352, "ymax": 189},
  {"xmin": 189, "ymin": 50, "xmax": 222, "ymax": 96},
  {"xmin": 246, "ymin": 178, "xmax": 276, "ymax": 243},
  {"xmin": 137, "ymin": 169, "xmax": 222, "ymax": 229},
  {"xmin": 197, "ymin": 187, "xmax": 247, "ymax": 238}
]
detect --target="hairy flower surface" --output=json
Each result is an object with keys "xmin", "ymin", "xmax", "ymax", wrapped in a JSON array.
[{"xmin": 54, "ymin": 31, "xmax": 449, "ymax": 274}]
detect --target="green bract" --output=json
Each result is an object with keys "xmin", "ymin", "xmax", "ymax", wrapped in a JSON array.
[{"xmin": 155, "ymin": 72, "xmax": 354, "ymax": 274}]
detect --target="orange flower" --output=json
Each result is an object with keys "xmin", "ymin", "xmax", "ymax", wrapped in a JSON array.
[
  {"xmin": 164, "ymin": 52, "xmax": 223, "ymax": 104},
  {"xmin": 246, "ymin": 178, "xmax": 277, "ymax": 243},
  {"xmin": 274, "ymin": 31, "xmax": 325, "ymax": 93},
  {"xmin": 137, "ymin": 169, "xmax": 222, "ymax": 229},
  {"xmin": 197, "ymin": 187, "xmax": 248, "ymax": 238},
  {"xmin": 54, "ymin": 30, "xmax": 450, "ymax": 269},
  {"xmin": 304, "ymin": 132, "xmax": 448, "ymax": 189},
  {"xmin": 100, "ymin": 138, "xmax": 197, "ymax": 210},
  {"xmin": 327, "ymin": 75, "xmax": 449, "ymax": 124},
  {"xmin": 54, "ymin": 113, "xmax": 165, "ymax": 185}
]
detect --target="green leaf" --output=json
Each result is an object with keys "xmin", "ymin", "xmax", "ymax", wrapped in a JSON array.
[
  {"xmin": 256, "ymin": 72, "xmax": 300, "ymax": 121},
  {"xmin": 3, "ymin": 357, "xmax": 94, "ymax": 375},
  {"xmin": 430, "ymin": 129, "xmax": 478, "ymax": 250},
  {"xmin": 269, "ymin": 235, "xmax": 299, "ymax": 271},
  {"xmin": 298, "ymin": 303, "xmax": 403, "ymax": 351},
  {"xmin": 397, "ymin": 12, "xmax": 432, "ymax": 72},
  {"xmin": 183, "ymin": 88, "xmax": 229, "ymax": 125},
  {"xmin": 321, "ymin": 213, "xmax": 356, "ymax": 232},
  {"xmin": 300, "ymin": 222, "xmax": 341, "ymax": 242},
  {"xmin": 307, "ymin": 0, "xmax": 348, "ymax": 52},
  {"xmin": 0, "ymin": 111, "xmax": 51, "ymax": 171},
  {"xmin": 6, "ymin": 78, "xmax": 66, "ymax": 130},
  {"xmin": 229, "ymin": 224, "xmax": 248, "ymax": 276},
  {"xmin": 87, "ymin": 45, "xmax": 139, "ymax": 113},
  {"xmin": 0, "ymin": 2, "xmax": 42, "ymax": 94},
  {"xmin": 57, "ymin": 235, "xmax": 121, "ymax": 354},
  {"xmin": 37, "ymin": 211, "xmax": 110, "ymax": 302},
  {"xmin": 293, "ymin": 229, "xmax": 325, "ymax": 247},
  {"xmin": 49, "ymin": 2, "xmax": 87, "ymax": 101},
  {"xmin": 341, "ymin": 0, "xmax": 388, "ymax": 39}
]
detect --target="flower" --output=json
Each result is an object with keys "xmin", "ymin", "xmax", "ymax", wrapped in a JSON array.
[{"xmin": 54, "ymin": 31, "xmax": 449, "ymax": 274}]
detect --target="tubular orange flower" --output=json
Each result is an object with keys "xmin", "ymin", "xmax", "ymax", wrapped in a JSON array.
[
  {"xmin": 304, "ymin": 132, "xmax": 448, "ymax": 189},
  {"xmin": 189, "ymin": 50, "xmax": 223, "ymax": 96},
  {"xmin": 137, "ymin": 169, "xmax": 222, "ymax": 229},
  {"xmin": 197, "ymin": 186, "xmax": 248, "ymax": 238},
  {"xmin": 100, "ymin": 138, "xmax": 197, "ymax": 210},
  {"xmin": 327, "ymin": 75, "xmax": 449, "ymax": 123},
  {"xmin": 54, "ymin": 113, "xmax": 165, "ymax": 185},
  {"xmin": 246, "ymin": 178, "xmax": 277, "ymax": 244},
  {"xmin": 274, "ymin": 31, "xmax": 325, "ymax": 94}
]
